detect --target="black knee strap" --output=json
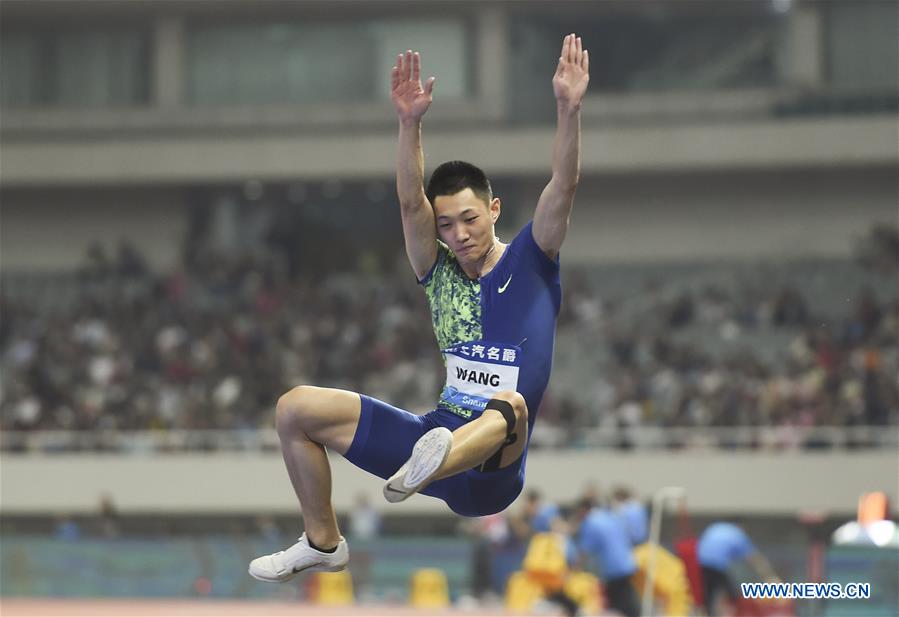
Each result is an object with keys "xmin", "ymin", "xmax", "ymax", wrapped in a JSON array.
[
  {"xmin": 487, "ymin": 399, "xmax": 516, "ymax": 442},
  {"xmin": 478, "ymin": 398, "xmax": 518, "ymax": 473}
]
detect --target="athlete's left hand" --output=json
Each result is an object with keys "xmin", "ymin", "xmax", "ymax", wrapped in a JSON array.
[{"xmin": 552, "ymin": 33, "xmax": 589, "ymax": 109}]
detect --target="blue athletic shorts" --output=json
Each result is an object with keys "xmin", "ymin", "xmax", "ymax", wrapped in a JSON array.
[{"xmin": 344, "ymin": 394, "xmax": 526, "ymax": 517}]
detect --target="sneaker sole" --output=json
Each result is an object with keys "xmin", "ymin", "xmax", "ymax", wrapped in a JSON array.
[
  {"xmin": 384, "ymin": 427, "xmax": 453, "ymax": 503},
  {"xmin": 248, "ymin": 560, "xmax": 347, "ymax": 583}
]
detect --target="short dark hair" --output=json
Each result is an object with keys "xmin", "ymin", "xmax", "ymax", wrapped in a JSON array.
[
  {"xmin": 612, "ymin": 486, "xmax": 634, "ymax": 502},
  {"xmin": 568, "ymin": 498, "xmax": 593, "ymax": 522},
  {"xmin": 426, "ymin": 160, "xmax": 492, "ymax": 207}
]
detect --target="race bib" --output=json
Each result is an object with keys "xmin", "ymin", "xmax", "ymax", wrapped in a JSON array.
[{"xmin": 441, "ymin": 340, "xmax": 521, "ymax": 413}]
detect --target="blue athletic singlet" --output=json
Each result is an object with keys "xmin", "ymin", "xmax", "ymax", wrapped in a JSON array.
[
  {"xmin": 420, "ymin": 220, "xmax": 561, "ymax": 429},
  {"xmin": 344, "ymin": 221, "xmax": 561, "ymax": 517}
]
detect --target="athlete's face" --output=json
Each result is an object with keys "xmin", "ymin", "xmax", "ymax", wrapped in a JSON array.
[{"xmin": 432, "ymin": 188, "xmax": 501, "ymax": 264}]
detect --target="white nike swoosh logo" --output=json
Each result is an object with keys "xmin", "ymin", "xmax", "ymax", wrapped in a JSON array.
[{"xmin": 498, "ymin": 275, "xmax": 513, "ymax": 294}]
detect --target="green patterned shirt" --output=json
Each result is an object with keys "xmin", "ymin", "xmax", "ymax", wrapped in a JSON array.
[{"xmin": 420, "ymin": 241, "xmax": 483, "ymax": 417}]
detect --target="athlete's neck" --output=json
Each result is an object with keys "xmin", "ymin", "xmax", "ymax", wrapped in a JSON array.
[{"xmin": 461, "ymin": 239, "xmax": 506, "ymax": 280}]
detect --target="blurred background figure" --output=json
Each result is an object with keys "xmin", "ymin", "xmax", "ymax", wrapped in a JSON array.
[
  {"xmin": 517, "ymin": 489, "xmax": 563, "ymax": 535},
  {"xmin": 0, "ymin": 0, "xmax": 896, "ymax": 614},
  {"xmin": 460, "ymin": 509, "xmax": 512, "ymax": 604},
  {"xmin": 96, "ymin": 494, "xmax": 120, "ymax": 540},
  {"xmin": 348, "ymin": 493, "xmax": 381, "ymax": 541},
  {"xmin": 698, "ymin": 521, "xmax": 781, "ymax": 616},
  {"xmin": 53, "ymin": 514, "xmax": 81, "ymax": 542},
  {"xmin": 570, "ymin": 497, "xmax": 640, "ymax": 617},
  {"xmin": 610, "ymin": 486, "xmax": 648, "ymax": 547},
  {"xmin": 254, "ymin": 515, "xmax": 282, "ymax": 545},
  {"xmin": 613, "ymin": 487, "xmax": 694, "ymax": 617}
]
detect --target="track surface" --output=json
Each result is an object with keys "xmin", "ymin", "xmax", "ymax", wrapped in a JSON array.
[{"xmin": 0, "ymin": 599, "xmax": 516, "ymax": 617}]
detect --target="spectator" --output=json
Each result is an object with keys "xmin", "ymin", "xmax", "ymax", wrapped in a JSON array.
[{"xmin": 1, "ymin": 229, "xmax": 896, "ymax": 449}]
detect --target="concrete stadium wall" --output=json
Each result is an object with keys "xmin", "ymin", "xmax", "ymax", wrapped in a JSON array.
[
  {"xmin": 3, "ymin": 117, "xmax": 896, "ymax": 186},
  {"xmin": 1, "ymin": 168, "xmax": 894, "ymax": 270},
  {"xmin": 2, "ymin": 450, "xmax": 895, "ymax": 516},
  {"xmin": 537, "ymin": 167, "xmax": 897, "ymax": 263}
]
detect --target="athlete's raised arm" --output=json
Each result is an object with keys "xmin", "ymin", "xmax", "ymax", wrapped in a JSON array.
[
  {"xmin": 532, "ymin": 33, "xmax": 590, "ymax": 261},
  {"xmin": 392, "ymin": 50, "xmax": 438, "ymax": 280}
]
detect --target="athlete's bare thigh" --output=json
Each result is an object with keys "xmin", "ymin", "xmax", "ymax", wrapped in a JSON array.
[{"xmin": 279, "ymin": 385, "xmax": 362, "ymax": 455}]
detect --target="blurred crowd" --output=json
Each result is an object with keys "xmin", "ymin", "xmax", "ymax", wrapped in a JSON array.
[
  {"xmin": 2, "ymin": 226, "xmax": 897, "ymax": 448},
  {"xmin": 2, "ymin": 241, "xmax": 441, "ymax": 434},
  {"xmin": 539, "ymin": 269, "xmax": 898, "ymax": 449}
]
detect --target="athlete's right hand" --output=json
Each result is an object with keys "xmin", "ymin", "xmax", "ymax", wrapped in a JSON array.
[{"xmin": 391, "ymin": 50, "xmax": 435, "ymax": 123}]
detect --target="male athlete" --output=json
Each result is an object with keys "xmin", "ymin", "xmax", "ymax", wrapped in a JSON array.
[{"xmin": 249, "ymin": 33, "xmax": 589, "ymax": 582}]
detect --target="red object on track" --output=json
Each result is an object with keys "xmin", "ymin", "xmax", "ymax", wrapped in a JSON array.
[
  {"xmin": 736, "ymin": 597, "xmax": 796, "ymax": 616},
  {"xmin": 675, "ymin": 536, "xmax": 704, "ymax": 606},
  {"xmin": 673, "ymin": 502, "xmax": 705, "ymax": 606},
  {"xmin": 659, "ymin": 501, "xmax": 798, "ymax": 617}
]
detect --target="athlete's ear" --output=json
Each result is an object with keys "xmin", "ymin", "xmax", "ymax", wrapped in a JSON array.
[{"xmin": 490, "ymin": 197, "xmax": 501, "ymax": 223}]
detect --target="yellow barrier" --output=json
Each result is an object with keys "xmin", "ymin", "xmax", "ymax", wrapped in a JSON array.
[
  {"xmin": 564, "ymin": 571, "xmax": 602, "ymax": 614},
  {"xmin": 506, "ymin": 569, "xmax": 603, "ymax": 614},
  {"xmin": 409, "ymin": 567, "xmax": 450, "ymax": 609},
  {"xmin": 505, "ymin": 570, "xmax": 545, "ymax": 612},
  {"xmin": 523, "ymin": 532, "xmax": 569, "ymax": 590},
  {"xmin": 311, "ymin": 570, "xmax": 354, "ymax": 606},
  {"xmin": 632, "ymin": 543, "xmax": 693, "ymax": 616}
]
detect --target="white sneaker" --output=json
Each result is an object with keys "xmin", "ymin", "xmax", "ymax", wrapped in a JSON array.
[
  {"xmin": 384, "ymin": 427, "xmax": 453, "ymax": 503},
  {"xmin": 248, "ymin": 533, "xmax": 348, "ymax": 582}
]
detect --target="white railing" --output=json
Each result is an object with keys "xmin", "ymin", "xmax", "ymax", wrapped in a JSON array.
[
  {"xmin": 1, "ymin": 425, "xmax": 895, "ymax": 454},
  {"xmin": 529, "ymin": 424, "xmax": 898, "ymax": 450}
]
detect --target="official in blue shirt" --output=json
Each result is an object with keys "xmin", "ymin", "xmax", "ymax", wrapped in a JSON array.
[
  {"xmin": 611, "ymin": 486, "xmax": 648, "ymax": 547},
  {"xmin": 616, "ymin": 501, "xmax": 649, "ymax": 546},
  {"xmin": 533, "ymin": 503, "xmax": 562, "ymax": 533},
  {"xmin": 519, "ymin": 489, "xmax": 562, "ymax": 534},
  {"xmin": 698, "ymin": 522, "xmax": 780, "ymax": 616},
  {"xmin": 572, "ymin": 499, "xmax": 639, "ymax": 617}
]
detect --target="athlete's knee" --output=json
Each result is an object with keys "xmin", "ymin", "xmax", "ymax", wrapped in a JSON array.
[
  {"xmin": 485, "ymin": 391, "xmax": 528, "ymax": 442},
  {"xmin": 275, "ymin": 385, "xmax": 317, "ymax": 434},
  {"xmin": 478, "ymin": 393, "xmax": 528, "ymax": 473},
  {"xmin": 491, "ymin": 390, "xmax": 528, "ymax": 425}
]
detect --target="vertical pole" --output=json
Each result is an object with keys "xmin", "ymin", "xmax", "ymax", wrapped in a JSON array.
[{"xmin": 642, "ymin": 486, "xmax": 686, "ymax": 617}]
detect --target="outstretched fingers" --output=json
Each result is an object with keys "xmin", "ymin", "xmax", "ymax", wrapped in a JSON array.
[
  {"xmin": 424, "ymin": 76, "xmax": 436, "ymax": 96},
  {"xmin": 405, "ymin": 49, "xmax": 413, "ymax": 82},
  {"xmin": 557, "ymin": 33, "xmax": 588, "ymax": 73},
  {"xmin": 412, "ymin": 51, "xmax": 420, "ymax": 83}
]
